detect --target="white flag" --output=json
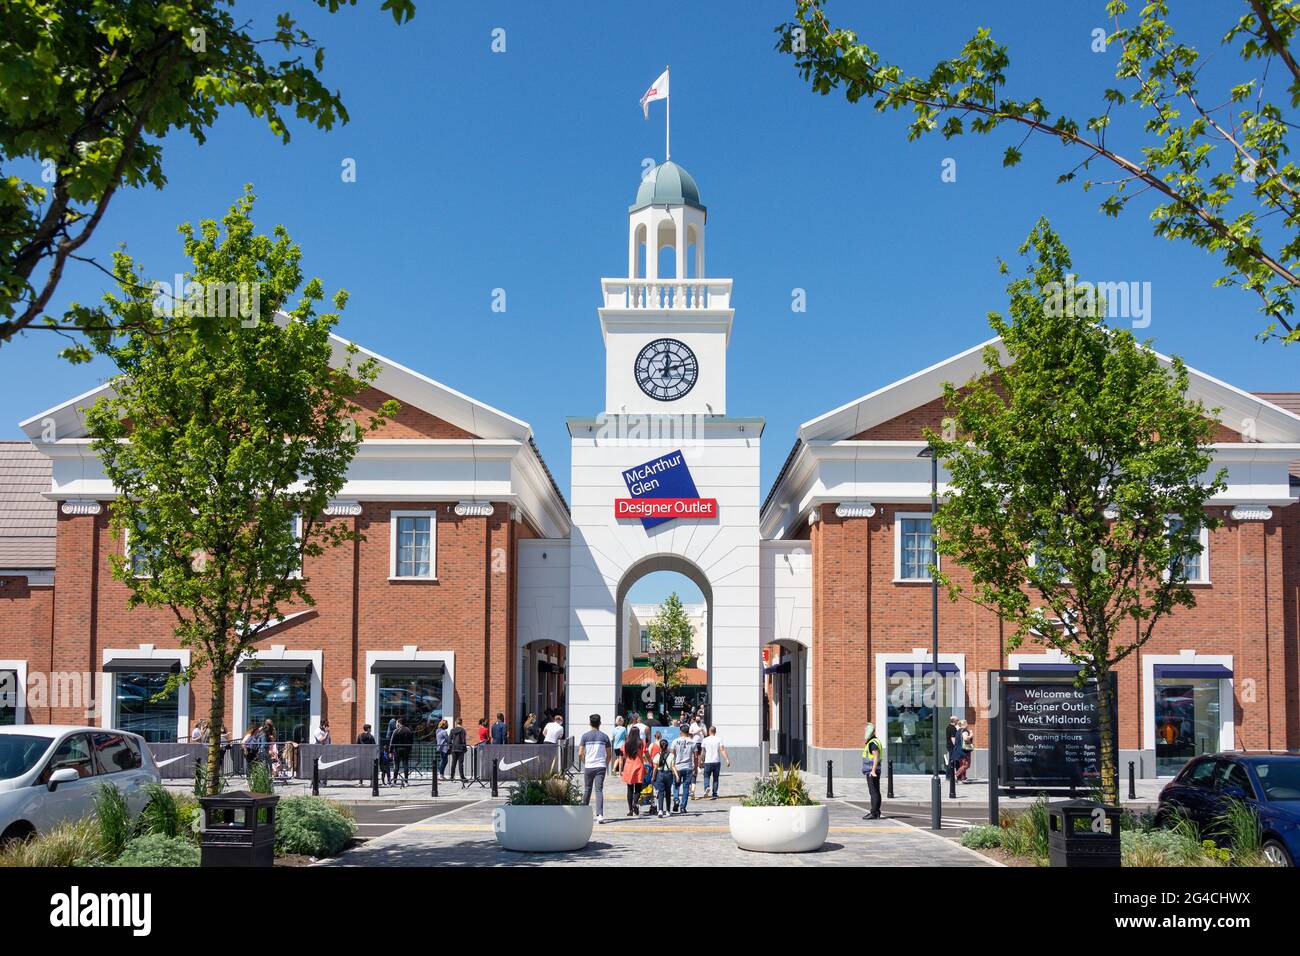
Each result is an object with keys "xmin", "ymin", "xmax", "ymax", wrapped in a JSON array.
[{"xmin": 641, "ymin": 68, "xmax": 669, "ymax": 118}]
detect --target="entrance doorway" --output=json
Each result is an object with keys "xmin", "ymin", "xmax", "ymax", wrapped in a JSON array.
[
  {"xmin": 520, "ymin": 640, "xmax": 565, "ymax": 738},
  {"xmin": 764, "ymin": 641, "xmax": 807, "ymax": 768},
  {"xmin": 614, "ymin": 556, "xmax": 711, "ymax": 731}
]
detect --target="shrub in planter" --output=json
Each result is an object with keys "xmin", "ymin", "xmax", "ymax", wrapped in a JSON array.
[
  {"xmin": 495, "ymin": 770, "xmax": 591, "ymax": 852},
  {"xmin": 731, "ymin": 766, "xmax": 828, "ymax": 853},
  {"xmin": 0, "ymin": 818, "xmax": 109, "ymax": 868},
  {"xmin": 274, "ymin": 796, "xmax": 356, "ymax": 858},
  {"xmin": 112, "ymin": 833, "xmax": 200, "ymax": 868},
  {"xmin": 741, "ymin": 766, "xmax": 819, "ymax": 808},
  {"xmin": 505, "ymin": 769, "xmax": 581, "ymax": 806}
]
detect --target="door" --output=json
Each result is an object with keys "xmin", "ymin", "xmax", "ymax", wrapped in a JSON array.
[
  {"xmin": 34, "ymin": 732, "xmax": 99, "ymax": 832},
  {"xmin": 1163, "ymin": 756, "xmax": 1218, "ymax": 827},
  {"xmin": 92, "ymin": 731, "xmax": 151, "ymax": 817}
]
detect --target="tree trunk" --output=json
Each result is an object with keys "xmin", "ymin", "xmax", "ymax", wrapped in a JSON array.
[
  {"xmin": 206, "ymin": 668, "xmax": 227, "ymax": 797},
  {"xmin": 1096, "ymin": 665, "xmax": 1119, "ymax": 807}
]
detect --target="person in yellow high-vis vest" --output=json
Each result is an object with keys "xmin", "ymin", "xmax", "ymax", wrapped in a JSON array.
[{"xmin": 862, "ymin": 723, "xmax": 884, "ymax": 819}]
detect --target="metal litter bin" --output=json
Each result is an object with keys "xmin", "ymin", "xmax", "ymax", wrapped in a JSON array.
[
  {"xmin": 199, "ymin": 791, "xmax": 279, "ymax": 867},
  {"xmin": 1047, "ymin": 799, "xmax": 1120, "ymax": 867}
]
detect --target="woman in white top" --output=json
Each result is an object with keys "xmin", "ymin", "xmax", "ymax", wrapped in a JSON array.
[{"xmin": 314, "ymin": 720, "xmax": 332, "ymax": 745}]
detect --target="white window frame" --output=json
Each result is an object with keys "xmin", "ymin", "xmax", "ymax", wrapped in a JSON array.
[
  {"xmin": 364, "ymin": 647, "xmax": 456, "ymax": 737},
  {"xmin": 874, "ymin": 650, "xmax": 966, "ymax": 771},
  {"xmin": 287, "ymin": 513, "xmax": 304, "ymax": 580},
  {"xmin": 1163, "ymin": 516, "xmax": 1210, "ymax": 585},
  {"xmin": 894, "ymin": 512, "xmax": 937, "ymax": 582},
  {"xmin": 122, "ymin": 524, "xmax": 152, "ymax": 579},
  {"xmin": 232, "ymin": 646, "xmax": 322, "ymax": 742},
  {"xmin": 0, "ymin": 659, "xmax": 28, "ymax": 725},
  {"xmin": 389, "ymin": 509, "xmax": 437, "ymax": 581},
  {"xmin": 1141, "ymin": 651, "xmax": 1234, "ymax": 772},
  {"xmin": 99, "ymin": 646, "xmax": 191, "ymax": 741}
]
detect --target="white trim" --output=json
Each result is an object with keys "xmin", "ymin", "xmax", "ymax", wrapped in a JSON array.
[
  {"xmin": 389, "ymin": 509, "xmax": 438, "ymax": 580},
  {"xmin": 874, "ymin": 650, "xmax": 966, "ymax": 772},
  {"xmin": 0, "ymin": 659, "xmax": 28, "ymax": 724},
  {"xmin": 1141, "ymin": 650, "xmax": 1234, "ymax": 769},
  {"xmin": 453, "ymin": 500, "xmax": 494, "ymax": 517},
  {"xmin": 364, "ymin": 648, "xmax": 456, "ymax": 737},
  {"xmin": 1230, "ymin": 504, "xmax": 1273, "ymax": 521},
  {"xmin": 232, "ymin": 646, "xmax": 323, "ymax": 742},
  {"xmin": 324, "ymin": 499, "xmax": 362, "ymax": 517},
  {"xmin": 894, "ymin": 512, "xmax": 937, "ymax": 582},
  {"xmin": 288, "ymin": 513, "xmax": 303, "ymax": 580},
  {"xmin": 121, "ymin": 524, "xmax": 151, "ymax": 579},
  {"xmin": 834, "ymin": 501, "xmax": 876, "ymax": 519},
  {"xmin": 99, "ymin": 645, "xmax": 191, "ymax": 741},
  {"xmin": 59, "ymin": 499, "xmax": 101, "ymax": 515}
]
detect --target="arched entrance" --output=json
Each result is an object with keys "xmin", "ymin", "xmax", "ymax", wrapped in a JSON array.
[
  {"xmin": 519, "ymin": 639, "xmax": 565, "ymax": 735},
  {"xmin": 614, "ymin": 554, "xmax": 712, "ymax": 728},
  {"xmin": 764, "ymin": 639, "xmax": 808, "ymax": 768}
]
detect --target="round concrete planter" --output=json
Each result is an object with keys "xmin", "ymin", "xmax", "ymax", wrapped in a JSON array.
[
  {"xmin": 728, "ymin": 804, "xmax": 830, "ymax": 853},
  {"xmin": 492, "ymin": 804, "xmax": 593, "ymax": 853}
]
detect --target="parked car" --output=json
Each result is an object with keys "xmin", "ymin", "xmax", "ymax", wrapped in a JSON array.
[
  {"xmin": 0, "ymin": 725, "xmax": 161, "ymax": 845},
  {"xmin": 1157, "ymin": 751, "xmax": 1300, "ymax": 866}
]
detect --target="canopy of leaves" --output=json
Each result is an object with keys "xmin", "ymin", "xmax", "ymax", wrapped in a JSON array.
[{"xmin": 644, "ymin": 592, "xmax": 695, "ymax": 691}]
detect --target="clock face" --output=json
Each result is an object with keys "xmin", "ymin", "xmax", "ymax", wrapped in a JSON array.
[{"xmin": 635, "ymin": 338, "xmax": 699, "ymax": 402}]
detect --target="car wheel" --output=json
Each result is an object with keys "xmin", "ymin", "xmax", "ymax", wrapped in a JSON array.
[
  {"xmin": 1262, "ymin": 839, "xmax": 1293, "ymax": 867},
  {"xmin": 0, "ymin": 821, "xmax": 35, "ymax": 848}
]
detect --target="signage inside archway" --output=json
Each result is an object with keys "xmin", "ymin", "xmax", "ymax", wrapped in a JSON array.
[
  {"xmin": 1000, "ymin": 681, "xmax": 1103, "ymax": 788},
  {"xmin": 616, "ymin": 449, "xmax": 717, "ymax": 528}
]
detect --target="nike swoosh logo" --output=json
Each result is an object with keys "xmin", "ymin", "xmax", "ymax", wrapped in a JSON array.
[
  {"xmin": 154, "ymin": 755, "xmax": 191, "ymax": 768},
  {"xmin": 318, "ymin": 757, "xmax": 356, "ymax": 769},
  {"xmin": 499, "ymin": 756, "xmax": 539, "ymax": 772}
]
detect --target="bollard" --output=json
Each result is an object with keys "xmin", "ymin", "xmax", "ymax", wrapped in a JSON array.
[
  {"xmin": 431, "ymin": 759, "xmax": 439, "ymax": 797},
  {"xmin": 311, "ymin": 757, "xmax": 320, "ymax": 796},
  {"xmin": 491, "ymin": 757, "xmax": 499, "ymax": 798},
  {"xmin": 1128, "ymin": 760, "xmax": 1136, "ymax": 801},
  {"xmin": 949, "ymin": 762, "xmax": 957, "ymax": 799},
  {"xmin": 887, "ymin": 758, "xmax": 895, "ymax": 800},
  {"xmin": 371, "ymin": 758, "xmax": 379, "ymax": 797},
  {"xmin": 826, "ymin": 759, "xmax": 835, "ymax": 799}
]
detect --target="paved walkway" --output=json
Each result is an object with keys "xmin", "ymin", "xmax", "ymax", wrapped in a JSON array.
[{"xmin": 325, "ymin": 780, "xmax": 1000, "ymax": 867}]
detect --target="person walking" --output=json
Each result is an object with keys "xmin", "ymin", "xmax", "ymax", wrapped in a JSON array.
[
  {"xmin": 945, "ymin": 716, "xmax": 959, "ymax": 776},
  {"xmin": 542, "ymin": 712, "xmax": 565, "ymax": 744},
  {"xmin": 391, "ymin": 718, "xmax": 414, "ymax": 786},
  {"xmin": 523, "ymin": 713, "xmax": 537, "ymax": 744},
  {"xmin": 355, "ymin": 723, "xmax": 376, "ymax": 785},
  {"xmin": 577, "ymin": 714, "xmax": 612, "ymax": 824},
  {"xmin": 435, "ymin": 718, "xmax": 450, "ymax": 778},
  {"xmin": 956, "ymin": 719, "xmax": 974, "ymax": 783},
  {"xmin": 700, "ymin": 726, "xmax": 730, "ymax": 799},
  {"xmin": 650, "ymin": 732, "xmax": 673, "ymax": 818},
  {"xmin": 689, "ymin": 718, "xmax": 705, "ymax": 798},
  {"xmin": 630, "ymin": 711, "xmax": 648, "ymax": 745},
  {"xmin": 447, "ymin": 717, "xmax": 469, "ymax": 783},
  {"xmin": 862, "ymin": 722, "xmax": 884, "ymax": 819},
  {"xmin": 610, "ymin": 716, "xmax": 628, "ymax": 774},
  {"xmin": 491, "ymin": 712, "xmax": 508, "ymax": 745},
  {"xmin": 949, "ymin": 718, "xmax": 967, "ymax": 784},
  {"xmin": 382, "ymin": 717, "xmax": 398, "ymax": 785},
  {"xmin": 669, "ymin": 727, "xmax": 696, "ymax": 814},
  {"xmin": 620, "ymin": 724, "xmax": 647, "ymax": 816}
]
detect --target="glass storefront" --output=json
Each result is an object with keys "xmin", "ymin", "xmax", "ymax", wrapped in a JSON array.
[
  {"xmin": 1155, "ymin": 675, "xmax": 1222, "ymax": 775},
  {"xmin": 376, "ymin": 668, "xmax": 443, "ymax": 742},
  {"xmin": 114, "ymin": 671, "xmax": 178, "ymax": 742},
  {"xmin": 246, "ymin": 671, "xmax": 312, "ymax": 743},
  {"xmin": 885, "ymin": 664, "xmax": 959, "ymax": 774},
  {"xmin": 0, "ymin": 670, "xmax": 16, "ymax": 726}
]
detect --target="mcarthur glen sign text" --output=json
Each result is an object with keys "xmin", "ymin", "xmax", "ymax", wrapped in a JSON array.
[{"xmin": 617, "ymin": 450, "xmax": 716, "ymax": 529}]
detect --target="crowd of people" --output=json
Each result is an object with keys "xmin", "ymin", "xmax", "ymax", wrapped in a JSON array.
[{"xmin": 575, "ymin": 706, "xmax": 730, "ymax": 823}]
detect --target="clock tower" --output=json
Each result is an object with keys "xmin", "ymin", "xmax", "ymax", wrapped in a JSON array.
[{"xmin": 599, "ymin": 161, "xmax": 734, "ymax": 415}]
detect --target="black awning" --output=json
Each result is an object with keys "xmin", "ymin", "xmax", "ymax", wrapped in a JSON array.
[
  {"xmin": 103, "ymin": 658, "xmax": 181, "ymax": 674},
  {"xmin": 370, "ymin": 660, "xmax": 445, "ymax": 675},
  {"xmin": 236, "ymin": 660, "xmax": 313, "ymax": 675}
]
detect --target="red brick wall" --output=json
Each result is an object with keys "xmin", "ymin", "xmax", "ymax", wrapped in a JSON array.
[{"xmin": 0, "ymin": 576, "xmax": 53, "ymax": 720}]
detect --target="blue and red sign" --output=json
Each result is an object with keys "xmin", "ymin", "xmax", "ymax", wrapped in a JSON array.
[{"xmin": 617, "ymin": 450, "xmax": 716, "ymax": 529}]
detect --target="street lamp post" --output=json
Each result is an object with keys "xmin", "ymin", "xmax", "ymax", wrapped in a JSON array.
[{"xmin": 918, "ymin": 446, "xmax": 942, "ymax": 831}]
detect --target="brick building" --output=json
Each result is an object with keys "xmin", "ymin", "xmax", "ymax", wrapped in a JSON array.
[{"xmin": 0, "ymin": 161, "xmax": 1297, "ymax": 779}]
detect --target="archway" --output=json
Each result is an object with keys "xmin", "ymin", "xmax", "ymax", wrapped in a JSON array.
[
  {"xmin": 764, "ymin": 639, "xmax": 808, "ymax": 769},
  {"xmin": 614, "ymin": 554, "xmax": 712, "ymax": 729}
]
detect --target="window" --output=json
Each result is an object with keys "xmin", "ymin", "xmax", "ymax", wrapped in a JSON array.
[
  {"xmin": 376, "ymin": 668, "xmax": 444, "ymax": 743},
  {"xmin": 0, "ymin": 669, "xmax": 16, "ymax": 726},
  {"xmin": 40, "ymin": 733, "xmax": 96, "ymax": 784},
  {"xmin": 1166, "ymin": 517, "xmax": 1209, "ymax": 583},
  {"xmin": 639, "ymin": 628, "xmax": 650, "ymax": 654},
  {"xmin": 1215, "ymin": 761, "xmax": 1256, "ymax": 800},
  {"xmin": 1156, "ymin": 677, "xmax": 1221, "ymax": 775},
  {"xmin": 92, "ymin": 732, "xmax": 142, "ymax": 774},
  {"xmin": 1177, "ymin": 758, "xmax": 1217, "ymax": 789},
  {"xmin": 286, "ymin": 513, "xmax": 303, "ymax": 579},
  {"xmin": 883, "ymin": 663, "xmax": 960, "ymax": 774},
  {"xmin": 124, "ymin": 520, "xmax": 155, "ymax": 578},
  {"xmin": 113, "ymin": 671, "xmax": 178, "ymax": 743},
  {"xmin": 390, "ymin": 510, "xmax": 436, "ymax": 579},
  {"xmin": 896, "ymin": 515, "xmax": 935, "ymax": 581},
  {"xmin": 246, "ymin": 672, "xmax": 312, "ymax": 744}
]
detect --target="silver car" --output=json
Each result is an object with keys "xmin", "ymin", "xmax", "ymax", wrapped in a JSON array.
[{"xmin": 0, "ymin": 725, "xmax": 161, "ymax": 844}]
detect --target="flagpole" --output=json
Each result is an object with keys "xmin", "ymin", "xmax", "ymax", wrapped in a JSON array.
[{"xmin": 665, "ymin": 64, "xmax": 671, "ymax": 161}]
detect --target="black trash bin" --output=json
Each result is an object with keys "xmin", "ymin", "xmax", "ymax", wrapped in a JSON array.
[
  {"xmin": 199, "ymin": 791, "xmax": 279, "ymax": 867},
  {"xmin": 1047, "ymin": 799, "xmax": 1121, "ymax": 867}
]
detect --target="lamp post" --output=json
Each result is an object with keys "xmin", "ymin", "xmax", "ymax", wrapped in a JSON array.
[{"xmin": 917, "ymin": 445, "xmax": 942, "ymax": 831}]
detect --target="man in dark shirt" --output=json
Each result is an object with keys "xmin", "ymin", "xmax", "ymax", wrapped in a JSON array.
[
  {"xmin": 491, "ymin": 712, "xmax": 508, "ymax": 745},
  {"xmin": 390, "ymin": 719, "xmax": 415, "ymax": 786},
  {"xmin": 355, "ymin": 723, "xmax": 376, "ymax": 785},
  {"xmin": 447, "ymin": 718, "xmax": 469, "ymax": 783}
]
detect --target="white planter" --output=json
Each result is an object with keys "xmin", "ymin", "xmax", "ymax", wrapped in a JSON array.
[
  {"xmin": 492, "ymin": 804, "xmax": 593, "ymax": 853},
  {"xmin": 728, "ymin": 804, "xmax": 830, "ymax": 853}
]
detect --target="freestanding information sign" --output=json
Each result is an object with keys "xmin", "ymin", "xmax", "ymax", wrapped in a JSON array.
[{"xmin": 987, "ymin": 668, "xmax": 1119, "ymax": 825}]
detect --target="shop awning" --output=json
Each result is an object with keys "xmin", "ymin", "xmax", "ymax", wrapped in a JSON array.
[
  {"xmin": 1154, "ymin": 664, "xmax": 1232, "ymax": 680},
  {"xmin": 103, "ymin": 658, "xmax": 181, "ymax": 674},
  {"xmin": 885, "ymin": 662, "xmax": 960, "ymax": 676},
  {"xmin": 1018, "ymin": 663, "xmax": 1084, "ymax": 673},
  {"xmin": 236, "ymin": 660, "xmax": 313, "ymax": 675},
  {"xmin": 763, "ymin": 657, "xmax": 790, "ymax": 675},
  {"xmin": 370, "ymin": 660, "xmax": 444, "ymax": 675},
  {"xmin": 621, "ymin": 666, "xmax": 707, "ymax": 686}
]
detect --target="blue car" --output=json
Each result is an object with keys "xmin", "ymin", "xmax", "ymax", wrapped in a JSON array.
[{"xmin": 1157, "ymin": 752, "xmax": 1300, "ymax": 866}]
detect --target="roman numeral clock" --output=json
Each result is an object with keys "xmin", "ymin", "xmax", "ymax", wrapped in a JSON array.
[{"xmin": 635, "ymin": 337, "xmax": 698, "ymax": 401}]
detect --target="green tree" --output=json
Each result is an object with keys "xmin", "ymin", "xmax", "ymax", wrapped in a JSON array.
[
  {"xmin": 645, "ymin": 593, "xmax": 695, "ymax": 715},
  {"xmin": 1, "ymin": 0, "xmax": 416, "ymax": 359},
  {"xmin": 83, "ymin": 188, "xmax": 397, "ymax": 794},
  {"xmin": 927, "ymin": 220, "xmax": 1225, "ymax": 806},
  {"xmin": 777, "ymin": 0, "xmax": 1300, "ymax": 342}
]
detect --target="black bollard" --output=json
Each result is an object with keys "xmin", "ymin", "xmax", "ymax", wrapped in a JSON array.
[
  {"xmin": 826, "ymin": 759, "xmax": 835, "ymax": 799},
  {"xmin": 887, "ymin": 758, "xmax": 895, "ymax": 800},
  {"xmin": 1128, "ymin": 760, "xmax": 1136, "ymax": 801},
  {"xmin": 949, "ymin": 763, "xmax": 957, "ymax": 799},
  {"xmin": 311, "ymin": 757, "xmax": 320, "ymax": 796},
  {"xmin": 431, "ymin": 759, "xmax": 439, "ymax": 797},
  {"xmin": 371, "ymin": 758, "xmax": 379, "ymax": 797},
  {"xmin": 491, "ymin": 758, "xmax": 499, "ymax": 798}
]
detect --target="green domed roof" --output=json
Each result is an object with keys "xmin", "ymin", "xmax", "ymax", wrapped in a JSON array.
[{"xmin": 630, "ymin": 161, "xmax": 706, "ymax": 213}]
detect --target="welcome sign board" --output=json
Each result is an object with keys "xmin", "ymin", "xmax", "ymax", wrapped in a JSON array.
[{"xmin": 616, "ymin": 449, "xmax": 716, "ymax": 529}]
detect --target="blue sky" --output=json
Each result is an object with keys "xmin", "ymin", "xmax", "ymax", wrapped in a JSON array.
[{"xmin": 6, "ymin": 1, "xmax": 1295, "ymax": 606}]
